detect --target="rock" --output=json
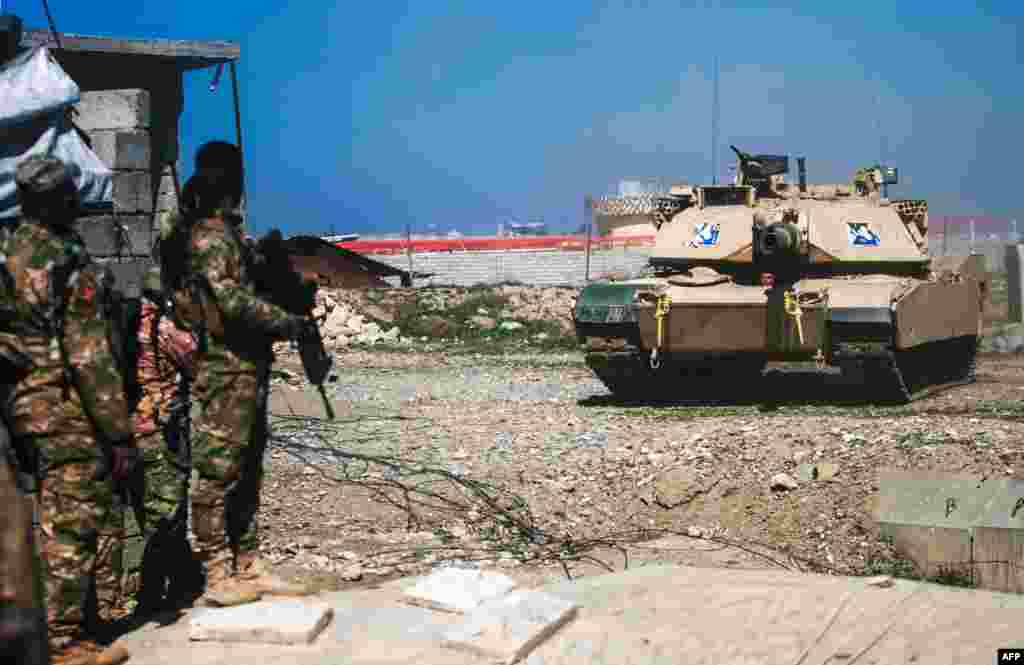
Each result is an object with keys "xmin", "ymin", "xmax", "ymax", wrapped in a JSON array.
[
  {"xmin": 470, "ymin": 315, "xmax": 497, "ymax": 330},
  {"xmin": 652, "ymin": 468, "xmax": 701, "ymax": 508},
  {"xmin": 441, "ymin": 591, "xmax": 579, "ymax": 664},
  {"xmin": 189, "ymin": 599, "xmax": 334, "ymax": 645},
  {"xmin": 770, "ymin": 473, "xmax": 799, "ymax": 491},
  {"xmin": 992, "ymin": 336, "xmax": 1008, "ymax": 352},
  {"xmin": 363, "ymin": 304, "xmax": 395, "ymax": 324},
  {"xmin": 341, "ymin": 565, "xmax": 363, "ymax": 582},
  {"xmin": 1007, "ymin": 335, "xmax": 1024, "ymax": 351},
  {"xmin": 499, "ymin": 321, "xmax": 525, "ymax": 331},
  {"xmin": 322, "ymin": 306, "xmax": 352, "ymax": 336},
  {"xmin": 423, "ymin": 314, "xmax": 454, "ymax": 337},
  {"xmin": 865, "ymin": 575, "xmax": 894, "ymax": 588},
  {"xmin": 402, "ymin": 568, "xmax": 517, "ymax": 613},
  {"xmin": 814, "ymin": 462, "xmax": 840, "ymax": 481}
]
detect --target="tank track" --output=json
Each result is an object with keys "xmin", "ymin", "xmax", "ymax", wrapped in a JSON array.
[
  {"xmin": 584, "ymin": 351, "xmax": 766, "ymax": 403},
  {"xmin": 835, "ymin": 335, "xmax": 979, "ymax": 404},
  {"xmin": 585, "ymin": 335, "xmax": 978, "ymax": 405}
]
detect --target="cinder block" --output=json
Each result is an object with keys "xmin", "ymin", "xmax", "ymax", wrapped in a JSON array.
[
  {"xmin": 189, "ymin": 599, "xmax": 334, "ymax": 645},
  {"xmin": 97, "ymin": 259, "xmax": 152, "ymax": 298},
  {"xmin": 76, "ymin": 217, "xmax": 119, "ymax": 257},
  {"xmin": 88, "ymin": 130, "xmax": 151, "ymax": 170},
  {"xmin": 76, "ymin": 215, "xmax": 153, "ymax": 258},
  {"xmin": 442, "ymin": 590, "xmax": 578, "ymax": 664},
  {"xmin": 74, "ymin": 90, "xmax": 151, "ymax": 131},
  {"xmin": 112, "ymin": 171, "xmax": 153, "ymax": 213}
]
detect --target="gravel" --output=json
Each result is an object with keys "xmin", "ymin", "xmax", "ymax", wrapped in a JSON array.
[
  {"xmin": 257, "ymin": 348, "xmax": 1024, "ymax": 590},
  {"xmin": 323, "ymin": 366, "xmax": 608, "ymax": 403}
]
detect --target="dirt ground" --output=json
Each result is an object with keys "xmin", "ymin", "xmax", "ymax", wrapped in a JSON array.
[{"xmin": 254, "ymin": 347, "xmax": 1024, "ymax": 594}]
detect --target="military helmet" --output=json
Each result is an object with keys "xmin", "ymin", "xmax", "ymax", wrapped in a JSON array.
[
  {"xmin": 195, "ymin": 141, "xmax": 242, "ymax": 173},
  {"xmin": 15, "ymin": 155, "xmax": 74, "ymax": 197}
]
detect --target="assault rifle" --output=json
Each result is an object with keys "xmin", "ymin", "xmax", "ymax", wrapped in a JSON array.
[{"xmin": 251, "ymin": 229, "xmax": 335, "ymax": 420}]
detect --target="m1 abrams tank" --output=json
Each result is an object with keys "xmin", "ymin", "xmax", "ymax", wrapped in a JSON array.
[{"xmin": 574, "ymin": 146, "xmax": 987, "ymax": 403}]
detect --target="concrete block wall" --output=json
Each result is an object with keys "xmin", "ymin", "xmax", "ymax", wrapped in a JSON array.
[
  {"xmin": 369, "ymin": 241, "xmax": 1007, "ymax": 289},
  {"xmin": 73, "ymin": 89, "xmax": 179, "ymax": 296},
  {"xmin": 368, "ymin": 248, "xmax": 653, "ymax": 287}
]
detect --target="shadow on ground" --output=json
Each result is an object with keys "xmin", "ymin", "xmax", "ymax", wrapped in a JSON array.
[{"xmin": 577, "ymin": 367, "xmax": 970, "ymax": 410}]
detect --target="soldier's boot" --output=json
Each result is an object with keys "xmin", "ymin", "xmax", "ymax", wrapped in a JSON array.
[
  {"xmin": 163, "ymin": 535, "xmax": 204, "ymax": 609},
  {"xmin": 200, "ymin": 550, "xmax": 311, "ymax": 607},
  {"xmin": 235, "ymin": 551, "xmax": 313, "ymax": 597},
  {"xmin": 132, "ymin": 533, "xmax": 168, "ymax": 616}
]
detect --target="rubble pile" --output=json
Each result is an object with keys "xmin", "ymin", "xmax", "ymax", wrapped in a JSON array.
[
  {"xmin": 312, "ymin": 289, "xmax": 411, "ymax": 347},
  {"xmin": 304, "ymin": 285, "xmax": 578, "ymax": 349}
]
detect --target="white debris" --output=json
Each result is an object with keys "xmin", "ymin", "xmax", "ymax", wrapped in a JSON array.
[
  {"xmin": 442, "ymin": 590, "xmax": 579, "ymax": 664},
  {"xmin": 189, "ymin": 599, "xmax": 333, "ymax": 645},
  {"xmin": 403, "ymin": 567, "xmax": 517, "ymax": 613}
]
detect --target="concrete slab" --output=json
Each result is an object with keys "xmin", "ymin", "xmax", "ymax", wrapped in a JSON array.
[
  {"xmin": 114, "ymin": 564, "xmax": 1024, "ymax": 665},
  {"xmin": 442, "ymin": 591, "xmax": 578, "ymax": 664},
  {"xmin": 402, "ymin": 567, "xmax": 518, "ymax": 613},
  {"xmin": 119, "ymin": 588, "xmax": 478, "ymax": 665},
  {"xmin": 530, "ymin": 565, "xmax": 1024, "ymax": 665},
  {"xmin": 188, "ymin": 599, "xmax": 333, "ymax": 645},
  {"xmin": 875, "ymin": 470, "xmax": 1024, "ymax": 530}
]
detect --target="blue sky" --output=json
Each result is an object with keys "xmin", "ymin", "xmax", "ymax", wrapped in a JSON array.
[{"xmin": 9, "ymin": 1, "xmax": 1023, "ymax": 236}]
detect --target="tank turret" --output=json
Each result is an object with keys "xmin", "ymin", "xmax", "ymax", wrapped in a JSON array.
[{"xmin": 573, "ymin": 146, "xmax": 986, "ymax": 403}]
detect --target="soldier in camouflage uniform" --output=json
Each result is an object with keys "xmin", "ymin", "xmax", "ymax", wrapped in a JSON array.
[
  {"xmin": 0, "ymin": 409, "xmax": 50, "ymax": 665},
  {"xmin": 165, "ymin": 142, "xmax": 309, "ymax": 600},
  {"xmin": 124, "ymin": 266, "xmax": 204, "ymax": 612},
  {"xmin": 0, "ymin": 156, "xmax": 140, "ymax": 644}
]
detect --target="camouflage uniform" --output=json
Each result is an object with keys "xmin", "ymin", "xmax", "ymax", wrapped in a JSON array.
[
  {"xmin": 124, "ymin": 268, "xmax": 200, "ymax": 607},
  {"xmin": 0, "ymin": 158, "xmax": 138, "ymax": 641},
  {"xmin": 176, "ymin": 213, "xmax": 302, "ymax": 578}
]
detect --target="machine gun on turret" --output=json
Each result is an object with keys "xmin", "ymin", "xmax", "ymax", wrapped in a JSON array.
[{"xmin": 730, "ymin": 145, "xmax": 789, "ymax": 197}]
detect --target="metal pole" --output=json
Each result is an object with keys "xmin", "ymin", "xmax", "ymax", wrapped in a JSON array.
[
  {"xmin": 229, "ymin": 61, "xmax": 246, "ymax": 227},
  {"xmin": 406, "ymin": 222, "xmax": 413, "ymax": 276},
  {"xmin": 943, "ymin": 217, "xmax": 949, "ymax": 255},
  {"xmin": 584, "ymin": 196, "xmax": 593, "ymax": 282},
  {"xmin": 970, "ymin": 219, "xmax": 976, "ymax": 254},
  {"xmin": 711, "ymin": 54, "xmax": 719, "ymax": 185},
  {"xmin": 1013, "ymin": 219, "xmax": 1018, "ymax": 244}
]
